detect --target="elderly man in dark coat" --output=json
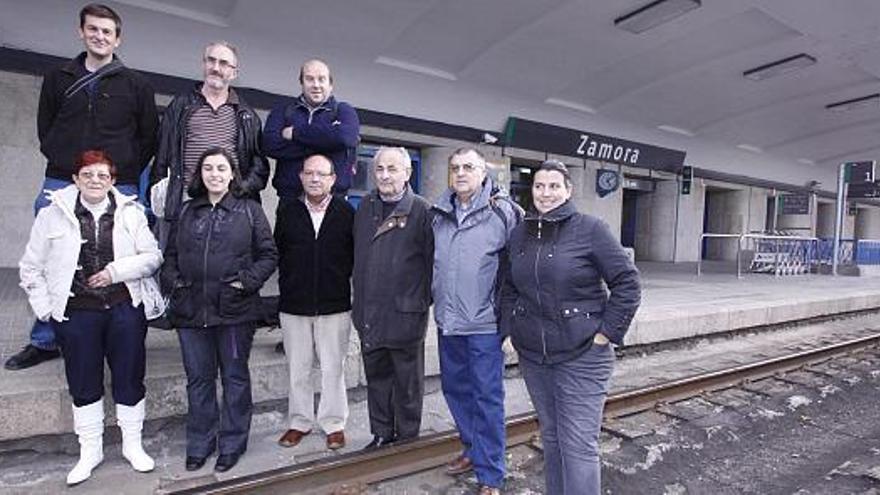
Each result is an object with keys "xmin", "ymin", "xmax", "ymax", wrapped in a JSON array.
[{"xmin": 352, "ymin": 146, "xmax": 434, "ymax": 449}]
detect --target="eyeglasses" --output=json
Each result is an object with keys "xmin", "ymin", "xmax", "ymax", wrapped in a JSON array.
[
  {"xmin": 301, "ymin": 170, "xmax": 334, "ymax": 178},
  {"xmin": 204, "ymin": 56, "xmax": 236, "ymax": 70},
  {"xmin": 78, "ymin": 171, "xmax": 112, "ymax": 182},
  {"xmin": 449, "ymin": 163, "xmax": 484, "ymax": 174}
]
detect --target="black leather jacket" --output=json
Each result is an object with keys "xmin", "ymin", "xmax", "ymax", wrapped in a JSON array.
[{"xmin": 151, "ymin": 84, "xmax": 268, "ymax": 221}]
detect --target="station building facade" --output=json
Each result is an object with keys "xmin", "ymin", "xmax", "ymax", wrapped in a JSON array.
[{"xmin": 2, "ymin": 47, "xmax": 880, "ymax": 269}]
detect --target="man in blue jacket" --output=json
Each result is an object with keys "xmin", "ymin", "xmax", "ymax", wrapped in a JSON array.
[
  {"xmin": 432, "ymin": 148, "xmax": 520, "ymax": 495},
  {"xmin": 263, "ymin": 59, "xmax": 360, "ymax": 200}
]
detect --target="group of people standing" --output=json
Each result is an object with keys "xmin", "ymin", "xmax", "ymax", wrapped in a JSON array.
[{"xmin": 11, "ymin": 4, "xmax": 642, "ymax": 494}]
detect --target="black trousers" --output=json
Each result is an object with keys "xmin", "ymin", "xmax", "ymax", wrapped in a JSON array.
[
  {"xmin": 361, "ymin": 344, "xmax": 425, "ymax": 440},
  {"xmin": 54, "ymin": 303, "xmax": 147, "ymax": 407}
]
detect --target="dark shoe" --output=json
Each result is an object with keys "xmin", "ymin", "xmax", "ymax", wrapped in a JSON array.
[
  {"xmin": 214, "ymin": 453, "xmax": 240, "ymax": 472},
  {"xmin": 479, "ymin": 485, "xmax": 501, "ymax": 495},
  {"xmin": 4, "ymin": 345, "xmax": 60, "ymax": 370},
  {"xmin": 278, "ymin": 429, "xmax": 311, "ymax": 447},
  {"xmin": 274, "ymin": 342, "xmax": 285, "ymax": 354},
  {"xmin": 445, "ymin": 454, "xmax": 473, "ymax": 475},
  {"xmin": 185, "ymin": 455, "xmax": 208, "ymax": 471},
  {"xmin": 363, "ymin": 435, "xmax": 395, "ymax": 450},
  {"xmin": 326, "ymin": 430, "xmax": 345, "ymax": 450}
]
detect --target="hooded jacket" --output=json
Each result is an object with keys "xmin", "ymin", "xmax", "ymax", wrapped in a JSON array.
[
  {"xmin": 431, "ymin": 179, "xmax": 518, "ymax": 336},
  {"xmin": 501, "ymin": 201, "xmax": 641, "ymax": 364},
  {"xmin": 19, "ymin": 185, "xmax": 162, "ymax": 322}
]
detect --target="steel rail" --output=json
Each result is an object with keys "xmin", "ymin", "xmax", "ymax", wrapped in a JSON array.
[{"xmin": 162, "ymin": 333, "xmax": 880, "ymax": 495}]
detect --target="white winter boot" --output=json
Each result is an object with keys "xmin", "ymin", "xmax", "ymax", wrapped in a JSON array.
[
  {"xmin": 117, "ymin": 399, "xmax": 155, "ymax": 472},
  {"xmin": 67, "ymin": 400, "xmax": 104, "ymax": 485}
]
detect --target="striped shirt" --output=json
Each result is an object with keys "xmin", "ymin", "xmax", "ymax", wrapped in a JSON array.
[{"xmin": 182, "ymin": 90, "xmax": 239, "ymax": 186}]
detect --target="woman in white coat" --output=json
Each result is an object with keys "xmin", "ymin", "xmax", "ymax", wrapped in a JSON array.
[{"xmin": 19, "ymin": 150, "xmax": 162, "ymax": 485}]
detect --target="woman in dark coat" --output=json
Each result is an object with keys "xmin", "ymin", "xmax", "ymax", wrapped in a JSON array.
[
  {"xmin": 162, "ymin": 147, "xmax": 277, "ymax": 473},
  {"xmin": 502, "ymin": 160, "xmax": 641, "ymax": 495}
]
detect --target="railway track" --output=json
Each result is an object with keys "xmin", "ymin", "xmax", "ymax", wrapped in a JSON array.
[{"xmin": 163, "ymin": 332, "xmax": 880, "ymax": 495}]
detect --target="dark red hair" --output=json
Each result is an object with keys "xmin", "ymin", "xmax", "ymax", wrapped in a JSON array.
[{"xmin": 74, "ymin": 150, "xmax": 117, "ymax": 178}]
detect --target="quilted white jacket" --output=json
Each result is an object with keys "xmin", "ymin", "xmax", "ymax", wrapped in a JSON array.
[{"xmin": 19, "ymin": 185, "xmax": 162, "ymax": 322}]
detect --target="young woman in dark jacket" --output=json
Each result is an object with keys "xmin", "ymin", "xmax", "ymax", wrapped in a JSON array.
[
  {"xmin": 162, "ymin": 147, "xmax": 277, "ymax": 473},
  {"xmin": 501, "ymin": 160, "xmax": 641, "ymax": 495}
]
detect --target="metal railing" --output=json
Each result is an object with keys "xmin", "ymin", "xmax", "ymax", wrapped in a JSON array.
[{"xmin": 698, "ymin": 233, "xmax": 822, "ymax": 278}]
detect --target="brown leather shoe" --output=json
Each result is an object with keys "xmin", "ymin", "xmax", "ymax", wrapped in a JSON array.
[
  {"xmin": 478, "ymin": 485, "xmax": 501, "ymax": 495},
  {"xmin": 278, "ymin": 429, "xmax": 311, "ymax": 447},
  {"xmin": 326, "ymin": 430, "xmax": 346, "ymax": 450},
  {"xmin": 445, "ymin": 454, "xmax": 473, "ymax": 475}
]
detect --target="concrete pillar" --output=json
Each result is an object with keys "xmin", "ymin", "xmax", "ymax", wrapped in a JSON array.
[
  {"xmin": 419, "ymin": 146, "xmax": 455, "ymax": 203},
  {"xmin": 816, "ymin": 201, "xmax": 835, "ymax": 238},
  {"xmin": 855, "ymin": 206, "xmax": 880, "ymax": 240},
  {"xmin": 569, "ymin": 162, "xmax": 622, "ymax": 239},
  {"xmin": 746, "ymin": 187, "xmax": 769, "ymax": 233},
  {"xmin": 633, "ymin": 179, "xmax": 677, "ymax": 261},
  {"xmin": 673, "ymin": 177, "xmax": 706, "ymax": 262}
]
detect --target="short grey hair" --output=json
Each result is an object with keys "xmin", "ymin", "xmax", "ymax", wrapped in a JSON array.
[
  {"xmin": 204, "ymin": 40, "xmax": 239, "ymax": 66},
  {"xmin": 372, "ymin": 146, "xmax": 411, "ymax": 170}
]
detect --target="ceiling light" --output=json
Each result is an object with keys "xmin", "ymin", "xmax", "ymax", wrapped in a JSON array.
[
  {"xmin": 825, "ymin": 93, "xmax": 880, "ymax": 112},
  {"xmin": 544, "ymin": 97, "xmax": 597, "ymax": 114},
  {"xmin": 374, "ymin": 57, "xmax": 457, "ymax": 81},
  {"xmin": 797, "ymin": 158, "xmax": 816, "ymax": 166},
  {"xmin": 614, "ymin": 0, "xmax": 701, "ymax": 34},
  {"xmin": 737, "ymin": 144, "xmax": 763, "ymax": 153},
  {"xmin": 113, "ymin": 0, "xmax": 230, "ymax": 27},
  {"xmin": 743, "ymin": 54, "xmax": 816, "ymax": 81},
  {"xmin": 657, "ymin": 124, "xmax": 695, "ymax": 137}
]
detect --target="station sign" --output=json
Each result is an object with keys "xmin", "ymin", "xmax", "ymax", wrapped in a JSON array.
[
  {"xmin": 503, "ymin": 117, "xmax": 687, "ymax": 172},
  {"xmin": 844, "ymin": 161, "xmax": 876, "ymax": 184},
  {"xmin": 779, "ymin": 192, "xmax": 810, "ymax": 215}
]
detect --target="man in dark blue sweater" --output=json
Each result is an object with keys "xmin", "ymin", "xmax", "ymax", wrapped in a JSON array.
[{"xmin": 263, "ymin": 59, "xmax": 360, "ymax": 200}]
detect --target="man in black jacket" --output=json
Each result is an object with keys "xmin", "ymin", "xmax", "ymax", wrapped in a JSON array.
[
  {"xmin": 6, "ymin": 3, "xmax": 159, "ymax": 371},
  {"xmin": 275, "ymin": 154, "xmax": 354, "ymax": 451},
  {"xmin": 151, "ymin": 41, "xmax": 268, "ymax": 247},
  {"xmin": 352, "ymin": 146, "xmax": 434, "ymax": 449}
]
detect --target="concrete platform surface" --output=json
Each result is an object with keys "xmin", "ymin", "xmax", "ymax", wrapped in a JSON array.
[
  {"xmin": 2, "ymin": 306, "xmax": 879, "ymax": 493},
  {"xmin": 0, "ymin": 262, "xmax": 879, "ymax": 443}
]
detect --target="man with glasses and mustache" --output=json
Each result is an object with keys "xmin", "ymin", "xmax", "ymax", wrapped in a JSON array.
[
  {"xmin": 151, "ymin": 41, "xmax": 268, "ymax": 247},
  {"xmin": 6, "ymin": 3, "xmax": 159, "ymax": 371},
  {"xmin": 274, "ymin": 154, "xmax": 355, "ymax": 451}
]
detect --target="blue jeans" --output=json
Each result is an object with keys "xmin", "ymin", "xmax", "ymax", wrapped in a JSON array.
[
  {"xmin": 178, "ymin": 325, "xmax": 255, "ymax": 458},
  {"xmin": 520, "ymin": 343, "xmax": 615, "ymax": 495},
  {"xmin": 29, "ymin": 179, "xmax": 139, "ymax": 350},
  {"xmin": 439, "ymin": 332, "xmax": 506, "ymax": 488},
  {"xmin": 53, "ymin": 303, "xmax": 147, "ymax": 407}
]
